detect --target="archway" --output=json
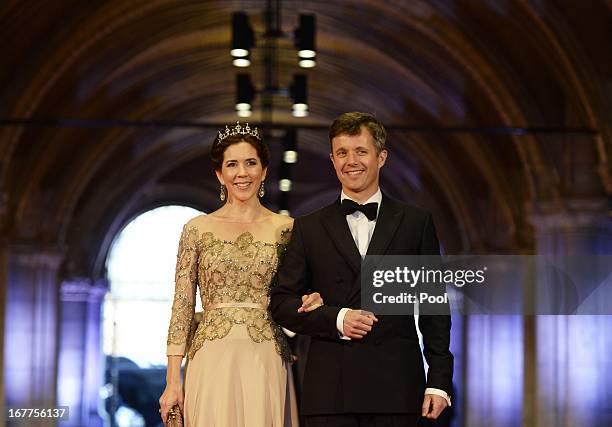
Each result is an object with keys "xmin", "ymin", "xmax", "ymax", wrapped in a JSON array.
[{"xmin": 102, "ymin": 205, "xmax": 203, "ymax": 426}]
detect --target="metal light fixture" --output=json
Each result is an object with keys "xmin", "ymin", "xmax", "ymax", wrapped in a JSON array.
[
  {"xmin": 290, "ymin": 75, "xmax": 308, "ymax": 117},
  {"xmin": 283, "ymin": 130, "xmax": 298, "ymax": 163},
  {"xmin": 295, "ymin": 14, "xmax": 316, "ymax": 67},
  {"xmin": 230, "ymin": 9, "xmax": 316, "ymax": 118},
  {"xmin": 278, "ymin": 191, "xmax": 290, "ymax": 216},
  {"xmin": 236, "ymin": 74, "xmax": 254, "ymax": 117},
  {"xmin": 232, "ymin": 56, "xmax": 251, "ymax": 68},
  {"xmin": 231, "ymin": 12, "xmax": 254, "ymax": 66},
  {"xmin": 279, "ymin": 179, "xmax": 292, "ymax": 192},
  {"xmin": 278, "ymin": 161, "xmax": 292, "ymax": 192},
  {"xmin": 283, "ymin": 151, "xmax": 298, "ymax": 163}
]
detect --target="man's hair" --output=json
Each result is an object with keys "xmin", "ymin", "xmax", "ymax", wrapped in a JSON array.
[{"xmin": 329, "ymin": 112, "xmax": 387, "ymax": 154}]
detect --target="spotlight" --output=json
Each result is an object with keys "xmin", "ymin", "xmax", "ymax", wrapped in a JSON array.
[
  {"xmin": 232, "ymin": 57, "xmax": 251, "ymax": 67},
  {"xmin": 299, "ymin": 50, "xmax": 316, "ymax": 59},
  {"xmin": 290, "ymin": 75, "xmax": 308, "ymax": 117},
  {"xmin": 298, "ymin": 59, "xmax": 316, "ymax": 68},
  {"xmin": 277, "ymin": 171, "xmax": 291, "ymax": 214},
  {"xmin": 236, "ymin": 74, "xmax": 254, "ymax": 116},
  {"xmin": 278, "ymin": 191, "xmax": 290, "ymax": 215},
  {"xmin": 292, "ymin": 108, "xmax": 308, "ymax": 117},
  {"xmin": 283, "ymin": 151, "xmax": 298, "ymax": 163},
  {"xmin": 294, "ymin": 15, "xmax": 316, "ymax": 64},
  {"xmin": 279, "ymin": 179, "xmax": 292, "ymax": 192},
  {"xmin": 231, "ymin": 48, "xmax": 249, "ymax": 57},
  {"xmin": 282, "ymin": 129, "xmax": 298, "ymax": 163},
  {"xmin": 231, "ymin": 12, "xmax": 254, "ymax": 63}
]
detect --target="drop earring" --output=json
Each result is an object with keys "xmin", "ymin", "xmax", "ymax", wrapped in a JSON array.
[
  {"xmin": 258, "ymin": 182, "xmax": 265, "ymax": 198},
  {"xmin": 219, "ymin": 184, "xmax": 226, "ymax": 201}
]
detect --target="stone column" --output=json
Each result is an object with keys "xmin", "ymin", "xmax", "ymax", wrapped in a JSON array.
[
  {"xmin": 463, "ymin": 311, "xmax": 524, "ymax": 427},
  {"xmin": 3, "ymin": 245, "xmax": 62, "ymax": 426},
  {"xmin": 57, "ymin": 278, "xmax": 107, "ymax": 427},
  {"xmin": 0, "ymin": 240, "xmax": 7, "ymax": 427},
  {"xmin": 529, "ymin": 199, "xmax": 612, "ymax": 427}
]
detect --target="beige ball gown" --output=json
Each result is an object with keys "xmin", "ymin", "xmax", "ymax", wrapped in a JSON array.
[{"xmin": 166, "ymin": 224, "xmax": 299, "ymax": 427}]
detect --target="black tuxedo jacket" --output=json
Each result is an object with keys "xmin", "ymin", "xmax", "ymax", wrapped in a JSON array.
[{"xmin": 270, "ymin": 194, "xmax": 453, "ymax": 415}]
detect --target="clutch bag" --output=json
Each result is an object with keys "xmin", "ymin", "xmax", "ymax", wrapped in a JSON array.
[{"xmin": 167, "ymin": 404, "xmax": 183, "ymax": 427}]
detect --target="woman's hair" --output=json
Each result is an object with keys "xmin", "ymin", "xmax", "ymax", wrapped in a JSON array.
[{"xmin": 210, "ymin": 133, "xmax": 270, "ymax": 171}]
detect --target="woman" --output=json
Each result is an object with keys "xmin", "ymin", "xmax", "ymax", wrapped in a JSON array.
[{"xmin": 159, "ymin": 122, "xmax": 321, "ymax": 426}]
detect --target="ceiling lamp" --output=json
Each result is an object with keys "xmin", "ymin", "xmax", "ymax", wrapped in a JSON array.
[
  {"xmin": 236, "ymin": 74, "xmax": 254, "ymax": 117},
  {"xmin": 290, "ymin": 75, "xmax": 308, "ymax": 117},
  {"xmin": 295, "ymin": 14, "xmax": 316, "ymax": 68},
  {"xmin": 231, "ymin": 12, "xmax": 254, "ymax": 67}
]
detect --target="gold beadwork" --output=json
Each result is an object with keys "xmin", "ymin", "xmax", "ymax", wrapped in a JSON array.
[{"xmin": 167, "ymin": 227, "xmax": 293, "ymax": 364}]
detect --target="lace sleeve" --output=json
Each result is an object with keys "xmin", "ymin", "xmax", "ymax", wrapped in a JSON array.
[{"xmin": 166, "ymin": 224, "xmax": 199, "ymax": 356}]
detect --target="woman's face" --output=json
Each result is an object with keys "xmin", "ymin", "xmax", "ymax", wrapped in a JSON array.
[{"xmin": 216, "ymin": 142, "xmax": 267, "ymax": 203}]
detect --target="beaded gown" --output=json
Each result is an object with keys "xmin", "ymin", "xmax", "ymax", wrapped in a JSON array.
[{"xmin": 166, "ymin": 222, "xmax": 299, "ymax": 427}]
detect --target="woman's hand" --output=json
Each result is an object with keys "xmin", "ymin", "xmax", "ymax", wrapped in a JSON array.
[
  {"xmin": 298, "ymin": 292, "xmax": 324, "ymax": 313},
  {"xmin": 159, "ymin": 381, "xmax": 183, "ymax": 426}
]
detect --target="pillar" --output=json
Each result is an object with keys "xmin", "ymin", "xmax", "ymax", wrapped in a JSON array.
[
  {"xmin": 530, "ymin": 199, "xmax": 612, "ymax": 427},
  {"xmin": 3, "ymin": 245, "xmax": 62, "ymax": 426},
  {"xmin": 57, "ymin": 278, "xmax": 107, "ymax": 427}
]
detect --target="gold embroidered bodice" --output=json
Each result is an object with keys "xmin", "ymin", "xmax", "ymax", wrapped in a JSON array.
[{"xmin": 166, "ymin": 225, "xmax": 292, "ymax": 362}]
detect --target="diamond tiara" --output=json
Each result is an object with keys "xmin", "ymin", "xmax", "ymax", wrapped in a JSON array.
[{"xmin": 217, "ymin": 121, "xmax": 261, "ymax": 142}]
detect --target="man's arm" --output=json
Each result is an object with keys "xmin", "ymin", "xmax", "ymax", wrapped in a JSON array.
[
  {"xmin": 418, "ymin": 213, "xmax": 454, "ymax": 394},
  {"xmin": 270, "ymin": 218, "xmax": 340, "ymax": 338}
]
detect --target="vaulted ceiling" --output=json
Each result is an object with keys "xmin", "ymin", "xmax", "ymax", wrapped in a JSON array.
[{"xmin": 1, "ymin": 1, "xmax": 610, "ymax": 276}]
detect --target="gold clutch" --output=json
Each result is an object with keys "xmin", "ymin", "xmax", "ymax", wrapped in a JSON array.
[{"xmin": 167, "ymin": 405, "xmax": 183, "ymax": 427}]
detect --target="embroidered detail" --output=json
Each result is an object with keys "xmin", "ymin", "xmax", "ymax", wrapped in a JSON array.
[
  {"xmin": 167, "ymin": 228, "xmax": 293, "ymax": 363},
  {"xmin": 167, "ymin": 225, "xmax": 199, "ymax": 346}
]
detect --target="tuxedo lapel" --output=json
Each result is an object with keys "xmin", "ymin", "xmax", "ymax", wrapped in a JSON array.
[
  {"xmin": 344, "ymin": 196, "xmax": 404, "ymax": 305},
  {"xmin": 321, "ymin": 200, "xmax": 361, "ymax": 273},
  {"xmin": 366, "ymin": 195, "xmax": 403, "ymax": 256}
]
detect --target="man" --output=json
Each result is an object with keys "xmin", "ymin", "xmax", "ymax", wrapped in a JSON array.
[{"xmin": 270, "ymin": 112, "xmax": 453, "ymax": 426}]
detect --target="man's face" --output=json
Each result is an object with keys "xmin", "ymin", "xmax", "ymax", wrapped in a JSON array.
[{"xmin": 330, "ymin": 127, "xmax": 387, "ymax": 199}]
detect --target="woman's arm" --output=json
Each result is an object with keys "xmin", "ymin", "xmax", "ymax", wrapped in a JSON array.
[
  {"xmin": 160, "ymin": 223, "xmax": 199, "ymax": 423},
  {"xmin": 159, "ymin": 355, "xmax": 184, "ymax": 424}
]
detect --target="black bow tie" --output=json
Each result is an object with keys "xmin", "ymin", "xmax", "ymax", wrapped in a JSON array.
[{"xmin": 341, "ymin": 199, "xmax": 378, "ymax": 221}]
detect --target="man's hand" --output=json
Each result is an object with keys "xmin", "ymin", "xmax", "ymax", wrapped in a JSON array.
[
  {"xmin": 342, "ymin": 309, "xmax": 378, "ymax": 339},
  {"xmin": 422, "ymin": 394, "xmax": 448, "ymax": 419},
  {"xmin": 297, "ymin": 292, "xmax": 324, "ymax": 313}
]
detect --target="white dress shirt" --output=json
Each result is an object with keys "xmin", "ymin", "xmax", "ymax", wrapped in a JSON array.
[{"xmin": 335, "ymin": 188, "xmax": 451, "ymax": 406}]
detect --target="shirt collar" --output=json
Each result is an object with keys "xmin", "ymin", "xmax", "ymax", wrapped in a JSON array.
[{"xmin": 340, "ymin": 188, "xmax": 382, "ymax": 215}]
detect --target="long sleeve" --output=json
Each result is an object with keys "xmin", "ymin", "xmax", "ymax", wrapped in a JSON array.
[
  {"xmin": 270, "ymin": 218, "xmax": 340, "ymax": 338},
  {"xmin": 417, "ymin": 213, "xmax": 454, "ymax": 394},
  {"xmin": 166, "ymin": 224, "xmax": 199, "ymax": 357}
]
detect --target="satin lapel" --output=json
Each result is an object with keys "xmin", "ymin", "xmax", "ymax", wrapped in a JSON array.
[
  {"xmin": 366, "ymin": 195, "xmax": 403, "ymax": 256},
  {"xmin": 346, "ymin": 196, "xmax": 404, "ymax": 305},
  {"xmin": 321, "ymin": 200, "xmax": 361, "ymax": 273}
]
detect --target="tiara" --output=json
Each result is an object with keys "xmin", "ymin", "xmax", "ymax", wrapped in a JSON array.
[{"xmin": 217, "ymin": 121, "xmax": 261, "ymax": 142}]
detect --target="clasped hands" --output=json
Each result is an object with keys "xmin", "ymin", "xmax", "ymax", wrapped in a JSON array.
[{"xmin": 342, "ymin": 309, "xmax": 378, "ymax": 339}]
